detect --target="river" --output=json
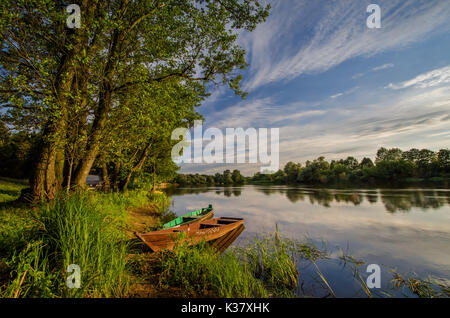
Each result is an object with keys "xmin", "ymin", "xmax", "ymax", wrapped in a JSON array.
[{"xmin": 167, "ymin": 185, "xmax": 450, "ymax": 297}]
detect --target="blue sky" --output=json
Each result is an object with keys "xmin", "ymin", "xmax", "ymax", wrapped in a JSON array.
[{"xmin": 180, "ymin": 0, "xmax": 450, "ymax": 175}]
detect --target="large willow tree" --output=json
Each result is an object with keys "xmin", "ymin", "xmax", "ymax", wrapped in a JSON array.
[{"xmin": 0, "ymin": 0, "xmax": 269, "ymax": 201}]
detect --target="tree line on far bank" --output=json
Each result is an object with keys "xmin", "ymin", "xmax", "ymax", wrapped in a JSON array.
[
  {"xmin": 253, "ymin": 147, "xmax": 449, "ymax": 185},
  {"xmin": 176, "ymin": 147, "xmax": 450, "ymax": 186},
  {"xmin": 176, "ymin": 169, "xmax": 245, "ymax": 186}
]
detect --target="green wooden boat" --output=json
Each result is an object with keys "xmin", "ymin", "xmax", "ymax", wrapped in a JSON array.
[{"xmin": 162, "ymin": 204, "xmax": 214, "ymax": 229}]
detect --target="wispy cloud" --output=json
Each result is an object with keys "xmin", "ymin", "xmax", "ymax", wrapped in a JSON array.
[
  {"xmin": 329, "ymin": 86, "xmax": 359, "ymax": 99},
  {"xmin": 372, "ymin": 63, "xmax": 394, "ymax": 71},
  {"xmin": 186, "ymin": 82, "xmax": 450, "ymax": 175},
  {"xmin": 330, "ymin": 93, "xmax": 344, "ymax": 99},
  {"xmin": 240, "ymin": 0, "xmax": 450, "ymax": 91},
  {"xmin": 386, "ymin": 65, "xmax": 450, "ymax": 89},
  {"xmin": 352, "ymin": 73, "xmax": 365, "ymax": 80},
  {"xmin": 277, "ymin": 85, "xmax": 450, "ymax": 165}
]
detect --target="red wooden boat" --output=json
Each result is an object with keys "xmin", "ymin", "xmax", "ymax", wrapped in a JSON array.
[{"xmin": 135, "ymin": 217, "xmax": 245, "ymax": 253}]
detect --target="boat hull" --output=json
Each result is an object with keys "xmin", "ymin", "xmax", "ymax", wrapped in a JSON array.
[{"xmin": 135, "ymin": 217, "xmax": 245, "ymax": 252}]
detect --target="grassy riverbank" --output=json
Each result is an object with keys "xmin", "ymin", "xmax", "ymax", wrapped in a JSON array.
[{"xmin": 0, "ymin": 178, "xmax": 448, "ymax": 298}]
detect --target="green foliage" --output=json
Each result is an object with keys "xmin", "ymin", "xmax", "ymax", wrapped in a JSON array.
[
  {"xmin": 248, "ymin": 147, "xmax": 450, "ymax": 185},
  {"xmin": 176, "ymin": 169, "xmax": 247, "ymax": 186},
  {"xmin": 2, "ymin": 241, "xmax": 56, "ymax": 298},
  {"xmin": 0, "ymin": 0, "xmax": 270, "ymax": 199},
  {"xmin": 0, "ymin": 131, "xmax": 39, "ymax": 179}
]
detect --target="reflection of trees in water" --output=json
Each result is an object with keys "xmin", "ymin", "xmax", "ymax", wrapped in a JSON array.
[
  {"xmin": 168, "ymin": 187, "xmax": 210, "ymax": 196},
  {"xmin": 172, "ymin": 186, "xmax": 449, "ymax": 214},
  {"xmin": 286, "ymin": 189, "xmax": 364, "ymax": 207},
  {"xmin": 308, "ymin": 190, "xmax": 333, "ymax": 207},
  {"xmin": 171, "ymin": 187, "xmax": 242, "ymax": 197},
  {"xmin": 379, "ymin": 190, "xmax": 449, "ymax": 213},
  {"xmin": 232, "ymin": 189, "xmax": 242, "ymax": 197},
  {"xmin": 365, "ymin": 191, "xmax": 379, "ymax": 204},
  {"xmin": 333, "ymin": 193, "xmax": 363, "ymax": 206},
  {"xmin": 222, "ymin": 187, "xmax": 242, "ymax": 197},
  {"xmin": 251, "ymin": 187, "xmax": 449, "ymax": 213},
  {"xmin": 286, "ymin": 189, "xmax": 306, "ymax": 203},
  {"xmin": 224, "ymin": 189, "xmax": 232, "ymax": 197},
  {"xmin": 256, "ymin": 187, "xmax": 276, "ymax": 196}
]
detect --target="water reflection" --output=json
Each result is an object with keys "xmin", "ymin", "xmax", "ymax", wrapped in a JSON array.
[
  {"xmin": 169, "ymin": 186, "xmax": 450, "ymax": 214},
  {"xmin": 167, "ymin": 185, "xmax": 450, "ymax": 287}
]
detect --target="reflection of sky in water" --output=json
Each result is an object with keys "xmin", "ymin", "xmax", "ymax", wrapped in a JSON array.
[{"xmin": 169, "ymin": 186, "xmax": 450, "ymax": 297}]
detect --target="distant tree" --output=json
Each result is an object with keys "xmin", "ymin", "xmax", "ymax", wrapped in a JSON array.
[
  {"xmin": 272, "ymin": 169, "xmax": 287, "ymax": 184},
  {"xmin": 417, "ymin": 149, "xmax": 436, "ymax": 167},
  {"xmin": 214, "ymin": 173, "xmax": 224, "ymax": 184},
  {"xmin": 360, "ymin": 157, "xmax": 374, "ymax": 168},
  {"xmin": 437, "ymin": 149, "xmax": 450, "ymax": 172},
  {"xmin": 343, "ymin": 156, "xmax": 359, "ymax": 170},
  {"xmin": 402, "ymin": 148, "xmax": 420, "ymax": 162},
  {"xmin": 376, "ymin": 147, "xmax": 403, "ymax": 162},
  {"xmin": 231, "ymin": 169, "xmax": 245, "ymax": 184},
  {"xmin": 375, "ymin": 160, "xmax": 414, "ymax": 180},
  {"xmin": 207, "ymin": 176, "xmax": 215, "ymax": 185},
  {"xmin": 284, "ymin": 161, "xmax": 302, "ymax": 183},
  {"xmin": 223, "ymin": 170, "xmax": 233, "ymax": 185}
]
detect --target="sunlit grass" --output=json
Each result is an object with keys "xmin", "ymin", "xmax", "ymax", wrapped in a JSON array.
[{"xmin": 0, "ymin": 179, "xmax": 170, "ymax": 298}]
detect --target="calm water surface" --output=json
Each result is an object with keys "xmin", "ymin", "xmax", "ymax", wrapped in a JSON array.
[{"xmin": 167, "ymin": 185, "xmax": 450, "ymax": 297}]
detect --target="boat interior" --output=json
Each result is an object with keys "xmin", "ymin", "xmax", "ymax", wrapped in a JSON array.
[{"xmin": 171, "ymin": 217, "xmax": 244, "ymax": 232}]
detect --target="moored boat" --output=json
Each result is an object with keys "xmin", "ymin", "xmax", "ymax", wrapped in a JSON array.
[
  {"xmin": 162, "ymin": 204, "xmax": 214, "ymax": 229},
  {"xmin": 135, "ymin": 217, "xmax": 245, "ymax": 253}
]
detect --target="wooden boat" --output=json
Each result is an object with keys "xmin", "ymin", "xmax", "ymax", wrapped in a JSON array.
[
  {"xmin": 135, "ymin": 217, "xmax": 245, "ymax": 253},
  {"xmin": 162, "ymin": 204, "xmax": 214, "ymax": 229}
]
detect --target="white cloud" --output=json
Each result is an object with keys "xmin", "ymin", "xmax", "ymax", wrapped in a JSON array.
[
  {"xmin": 183, "ymin": 83, "xmax": 450, "ymax": 175},
  {"xmin": 330, "ymin": 93, "xmax": 343, "ymax": 99},
  {"xmin": 352, "ymin": 73, "xmax": 365, "ymax": 80},
  {"xmin": 240, "ymin": 0, "xmax": 450, "ymax": 91},
  {"xmin": 387, "ymin": 65, "xmax": 450, "ymax": 90},
  {"xmin": 372, "ymin": 63, "xmax": 394, "ymax": 71}
]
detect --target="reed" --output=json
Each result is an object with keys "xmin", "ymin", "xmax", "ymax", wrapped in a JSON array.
[
  {"xmin": 156, "ymin": 242, "xmax": 268, "ymax": 298},
  {"xmin": 36, "ymin": 193, "xmax": 130, "ymax": 297}
]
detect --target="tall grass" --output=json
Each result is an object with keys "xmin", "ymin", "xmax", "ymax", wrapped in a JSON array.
[
  {"xmin": 391, "ymin": 271, "xmax": 450, "ymax": 298},
  {"xmin": 233, "ymin": 233, "xmax": 299, "ymax": 297},
  {"xmin": 153, "ymin": 231, "xmax": 313, "ymax": 298},
  {"xmin": 0, "ymin": 179, "xmax": 173, "ymax": 298},
  {"xmin": 2, "ymin": 241, "xmax": 56, "ymax": 298},
  {"xmin": 36, "ymin": 194, "xmax": 129, "ymax": 297},
  {"xmin": 157, "ymin": 242, "xmax": 268, "ymax": 298}
]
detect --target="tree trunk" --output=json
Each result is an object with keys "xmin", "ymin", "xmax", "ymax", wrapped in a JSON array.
[
  {"xmin": 100, "ymin": 154, "xmax": 111, "ymax": 192},
  {"xmin": 112, "ymin": 162, "xmax": 121, "ymax": 191},
  {"xmin": 72, "ymin": 88, "xmax": 111, "ymax": 188},
  {"xmin": 29, "ymin": 109, "xmax": 68, "ymax": 202},
  {"xmin": 122, "ymin": 142, "xmax": 152, "ymax": 191},
  {"xmin": 72, "ymin": 25, "xmax": 122, "ymax": 189}
]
